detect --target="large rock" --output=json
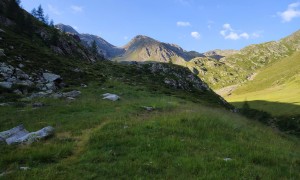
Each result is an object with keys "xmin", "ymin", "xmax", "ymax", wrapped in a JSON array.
[
  {"xmin": 0, "ymin": 81, "xmax": 12, "ymax": 89},
  {"xmin": 62, "ymin": 90, "xmax": 81, "ymax": 98},
  {"xmin": 0, "ymin": 125, "xmax": 55, "ymax": 145},
  {"xmin": 43, "ymin": 73, "xmax": 61, "ymax": 82},
  {"xmin": 102, "ymin": 93, "xmax": 120, "ymax": 101}
]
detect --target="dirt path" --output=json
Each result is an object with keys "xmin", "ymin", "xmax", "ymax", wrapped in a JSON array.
[{"xmin": 61, "ymin": 120, "xmax": 110, "ymax": 164}]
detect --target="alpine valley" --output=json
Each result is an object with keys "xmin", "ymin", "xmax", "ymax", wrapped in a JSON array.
[{"xmin": 0, "ymin": 0, "xmax": 299, "ymax": 179}]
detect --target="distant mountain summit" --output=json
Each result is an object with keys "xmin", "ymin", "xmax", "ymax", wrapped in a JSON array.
[
  {"xmin": 55, "ymin": 24, "xmax": 205, "ymax": 63},
  {"xmin": 116, "ymin": 35, "xmax": 204, "ymax": 65},
  {"xmin": 55, "ymin": 24, "xmax": 124, "ymax": 59},
  {"xmin": 55, "ymin": 24, "xmax": 79, "ymax": 35}
]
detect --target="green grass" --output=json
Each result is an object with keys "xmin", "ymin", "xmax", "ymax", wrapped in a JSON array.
[
  {"xmin": 226, "ymin": 52, "xmax": 300, "ymax": 116},
  {"xmin": 0, "ymin": 81, "xmax": 299, "ymax": 179}
]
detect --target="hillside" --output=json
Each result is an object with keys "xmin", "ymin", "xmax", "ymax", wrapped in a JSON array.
[
  {"xmin": 195, "ymin": 30, "xmax": 300, "ymax": 89},
  {"xmin": 225, "ymin": 52, "xmax": 300, "ymax": 116},
  {"xmin": 0, "ymin": 1, "xmax": 299, "ymax": 179}
]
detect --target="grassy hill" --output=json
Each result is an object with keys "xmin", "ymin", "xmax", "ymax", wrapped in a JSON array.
[{"xmin": 226, "ymin": 52, "xmax": 300, "ymax": 116}]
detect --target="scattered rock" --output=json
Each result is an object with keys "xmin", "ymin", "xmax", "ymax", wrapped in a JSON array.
[
  {"xmin": 51, "ymin": 92, "xmax": 63, "ymax": 99},
  {"xmin": 223, "ymin": 158, "xmax": 232, "ymax": 162},
  {"xmin": 0, "ymin": 103, "xmax": 10, "ymax": 107},
  {"xmin": 43, "ymin": 73, "xmax": 61, "ymax": 82},
  {"xmin": 81, "ymin": 83, "xmax": 87, "ymax": 88},
  {"xmin": 29, "ymin": 91, "xmax": 49, "ymax": 99},
  {"xmin": 18, "ymin": 64, "xmax": 25, "ymax": 68},
  {"xmin": 9, "ymin": 46, "xmax": 14, "ymax": 50},
  {"xmin": 66, "ymin": 97, "xmax": 76, "ymax": 101},
  {"xmin": 0, "ymin": 81, "xmax": 12, "ymax": 89},
  {"xmin": 73, "ymin": 68, "xmax": 82, "ymax": 72},
  {"xmin": 0, "ymin": 28, "xmax": 5, "ymax": 33},
  {"xmin": 0, "ymin": 125, "xmax": 55, "ymax": 145},
  {"xmin": 62, "ymin": 90, "xmax": 81, "ymax": 98},
  {"xmin": 19, "ymin": 167, "xmax": 30, "ymax": 171},
  {"xmin": 0, "ymin": 49, "xmax": 5, "ymax": 56},
  {"xmin": 13, "ymin": 89, "xmax": 22, "ymax": 95},
  {"xmin": 141, "ymin": 106, "xmax": 155, "ymax": 111},
  {"xmin": 102, "ymin": 93, "xmax": 120, "ymax": 101},
  {"xmin": 32, "ymin": 102, "xmax": 44, "ymax": 108}
]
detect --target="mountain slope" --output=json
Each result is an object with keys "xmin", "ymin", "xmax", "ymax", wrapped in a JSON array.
[
  {"xmin": 114, "ymin": 35, "xmax": 203, "ymax": 65},
  {"xmin": 225, "ymin": 51, "xmax": 300, "ymax": 116},
  {"xmin": 189, "ymin": 30, "xmax": 300, "ymax": 89},
  {"xmin": 55, "ymin": 24, "xmax": 124, "ymax": 59}
]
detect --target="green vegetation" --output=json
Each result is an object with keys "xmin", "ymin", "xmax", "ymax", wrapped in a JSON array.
[
  {"xmin": 0, "ymin": 1, "xmax": 299, "ymax": 178},
  {"xmin": 226, "ymin": 52, "xmax": 300, "ymax": 116},
  {"xmin": 1, "ymin": 82, "xmax": 299, "ymax": 179}
]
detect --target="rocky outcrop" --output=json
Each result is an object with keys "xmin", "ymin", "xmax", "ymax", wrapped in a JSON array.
[
  {"xmin": 0, "ymin": 62, "xmax": 34, "ymax": 91},
  {"xmin": 144, "ymin": 63, "xmax": 209, "ymax": 92}
]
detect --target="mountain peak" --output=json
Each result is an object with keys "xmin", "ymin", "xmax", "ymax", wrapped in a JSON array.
[{"xmin": 55, "ymin": 24, "xmax": 79, "ymax": 35}]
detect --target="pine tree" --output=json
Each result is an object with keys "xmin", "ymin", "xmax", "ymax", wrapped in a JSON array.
[
  {"xmin": 31, "ymin": 8, "xmax": 37, "ymax": 17},
  {"xmin": 49, "ymin": 19, "xmax": 54, "ymax": 27},
  {"xmin": 35, "ymin": 5, "xmax": 45, "ymax": 23}
]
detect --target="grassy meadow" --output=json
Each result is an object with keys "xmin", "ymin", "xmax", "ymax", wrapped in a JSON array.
[{"xmin": 1, "ymin": 80, "xmax": 299, "ymax": 179}]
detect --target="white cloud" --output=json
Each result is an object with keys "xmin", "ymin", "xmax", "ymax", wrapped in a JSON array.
[
  {"xmin": 223, "ymin": 23, "xmax": 233, "ymax": 30},
  {"xmin": 220, "ymin": 23, "xmax": 259, "ymax": 40},
  {"xmin": 177, "ymin": 21, "xmax": 191, "ymax": 27},
  {"xmin": 278, "ymin": 2, "xmax": 300, "ymax": 22},
  {"xmin": 48, "ymin": 4, "xmax": 62, "ymax": 15},
  {"xmin": 240, "ymin": 33, "xmax": 250, "ymax": 39},
  {"xmin": 191, "ymin": 31, "xmax": 201, "ymax": 39},
  {"xmin": 225, "ymin": 32, "xmax": 240, "ymax": 40},
  {"xmin": 71, "ymin": 5, "xmax": 83, "ymax": 13}
]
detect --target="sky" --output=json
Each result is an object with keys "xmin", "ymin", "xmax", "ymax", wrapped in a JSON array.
[{"xmin": 20, "ymin": 0, "xmax": 300, "ymax": 53}]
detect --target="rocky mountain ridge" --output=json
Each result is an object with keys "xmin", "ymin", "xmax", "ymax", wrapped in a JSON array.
[{"xmin": 55, "ymin": 24, "xmax": 204, "ymax": 64}]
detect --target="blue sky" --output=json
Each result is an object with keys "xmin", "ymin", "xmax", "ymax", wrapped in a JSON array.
[{"xmin": 21, "ymin": 0, "xmax": 300, "ymax": 53}]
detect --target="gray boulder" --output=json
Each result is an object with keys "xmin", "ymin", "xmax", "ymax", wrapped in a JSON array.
[
  {"xmin": 102, "ymin": 93, "xmax": 120, "ymax": 101},
  {"xmin": 43, "ymin": 73, "xmax": 61, "ymax": 82},
  {"xmin": 0, "ymin": 125, "xmax": 54, "ymax": 145}
]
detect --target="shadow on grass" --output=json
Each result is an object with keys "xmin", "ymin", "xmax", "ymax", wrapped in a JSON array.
[
  {"xmin": 231, "ymin": 100, "xmax": 300, "ymax": 137},
  {"xmin": 231, "ymin": 100, "xmax": 300, "ymax": 117}
]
